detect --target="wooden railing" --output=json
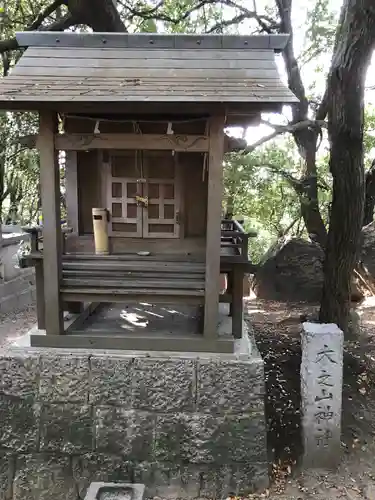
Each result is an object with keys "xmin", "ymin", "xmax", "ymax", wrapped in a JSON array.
[
  {"xmin": 221, "ymin": 218, "xmax": 257, "ymax": 261},
  {"xmin": 21, "ymin": 225, "xmax": 73, "ymax": 256}
]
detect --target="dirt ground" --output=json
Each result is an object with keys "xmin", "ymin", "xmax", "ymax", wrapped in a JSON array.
[
  {"xmin": 3, "ymin": 299, "xmax": 375, "ymax": 499},
  {"xmin": 245, "ymin": 296, "xmax": 375, "ymax": 500}
]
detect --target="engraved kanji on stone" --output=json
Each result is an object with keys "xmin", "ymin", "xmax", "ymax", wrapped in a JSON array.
[
  {"xmin": 315, "ymin": 344, "xmax": 337, "ymax": 364},
  {"xmin": 317, "ymin": 370, "xmax": 334, "ymax": 387},
  {"xmin": 315, "ymin": 428, "xmax": 333, "ymax": 447},
  {"xmin": 314, "ymin": 388, "xmax": 333, "ymax": 402},
  {"xmin": 314, "ymin": 411, "xmax": 334, "ymax": 423}
]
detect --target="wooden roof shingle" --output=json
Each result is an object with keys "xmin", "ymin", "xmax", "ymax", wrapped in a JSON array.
[{"xmin": 0, "ymin": 32, "xmax": 298, "ymax": 111}]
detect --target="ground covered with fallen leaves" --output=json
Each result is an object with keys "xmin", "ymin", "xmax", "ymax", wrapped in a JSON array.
[{"xmin": 244, "ymin": 297, "xmax": 375, "ymax": 500}]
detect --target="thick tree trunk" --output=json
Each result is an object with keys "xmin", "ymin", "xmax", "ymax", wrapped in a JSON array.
[
  {"xmin": 319, "ymin": 0, "xmax": 375, "ymax": 331},
  {"xmin": 66, "ymin": 0, "xmax": 126, "ymax": 31},
  {"xmin": 363, "ymin": 160, "xmax": 375, "ymax": 226}
]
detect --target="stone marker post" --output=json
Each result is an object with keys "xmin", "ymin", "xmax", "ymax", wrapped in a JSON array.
[{"xmin": 301, "ymin": 322, "xmax": 344, "ymax": 469}]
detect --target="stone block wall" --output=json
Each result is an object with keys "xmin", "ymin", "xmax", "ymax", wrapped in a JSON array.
[
  {"xmin": 0, "ymin": 348, "xmax": 268, "ymax": 499},
  {"xmin": 0, "ymin": 270, "xmax": 35, "ymax": 314},
  {"xmin": 0, "ymin": 229, "xmax": 35, "ymax": 314}
]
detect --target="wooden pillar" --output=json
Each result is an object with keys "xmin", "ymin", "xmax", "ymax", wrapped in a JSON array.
[
  {"xmin": 39, "ymin": 111, "xmax": 63, "ymax": 335},
  {"xmin": 30, "ymin": 231, "xmax": 46, "ymax": 330},
  {"xmin": 204, "ymin": 114, "xmax": 226, "ymax": 339},
  {"xmin": 65, "ymin": 150, "xmax": 79, "ymax": 234},
  {"xmin": 231, "ymin": 267, "xmax": 243, "ymax": 339}
]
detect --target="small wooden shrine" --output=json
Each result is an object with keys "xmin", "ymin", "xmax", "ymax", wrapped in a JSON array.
[{"xmin": 0, "ymin": 32, "xmax": 297, "ymax": 352}]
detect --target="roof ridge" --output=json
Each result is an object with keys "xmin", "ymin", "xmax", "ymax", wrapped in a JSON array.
[{"xmin": 15, "ymin": 32, "xmax": 289, "ymax": 52}]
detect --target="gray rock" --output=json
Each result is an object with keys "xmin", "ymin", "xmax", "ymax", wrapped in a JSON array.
[
  {"xmin": 89, "ymin": 355, "xmax": 133, "ymax": 405},
  {"xmin": 197, "ymin": 358, "xmax": 264, "ymax": 414},
  {"xmin": 95, "ymin": 408, "xmax": 154, "ymax": 460},
  {"xmin": 132, "ymin": 358, "xmax": 195, "ymax": 412},
  {"xmin": 0, "ymin": 399, "xmax": 39, "ymax": 452},
  {"xmin": 361, "ymin": 222, "xmax": 375, "ymax": 277},
  {"xmin": 253, "ymin": 237, "xmax": 324, "ymax": 302},
  {"xmin": 13, "ymin": 454, "xmax": 76, "ymax": 500},
  {"xmin": 39, "ymin": 403, "xmax": 94, "ymax": 453},
  {"xmin": 39, "ymin": 353, "xmax": 89, "ymax": 402},
  {"xmin": 0, "ymin": 353, "xmax": 39, "ymax": 400}
]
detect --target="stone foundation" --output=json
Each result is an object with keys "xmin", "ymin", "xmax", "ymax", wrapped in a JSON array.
[
  {"xmin": 0, "ymin": 338, "xmax": 268, "ymax": 499},
  {"xmin": 0, "ymin": 269, "xmax": 35, "ymax": 313},
  {"xmin": 0, "ymin": 228, "xmax": 35, "ymax": 314}
]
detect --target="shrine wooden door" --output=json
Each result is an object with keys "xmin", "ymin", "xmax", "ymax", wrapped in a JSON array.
[{"xmin": 107, "ymin": 151, "xmax": 180, "ymax": 238}]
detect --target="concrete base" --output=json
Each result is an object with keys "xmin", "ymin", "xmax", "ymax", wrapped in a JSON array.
[
  {"xmin": 0, "ymin": 269, "xmax": 35, "ymax": 314},
  {"xmin": 0, "ymin": 324, "xmax": 268, "ymax": 499},
  {"xmin": 84, "ymin": 482, "xmax": 145, "ymax": 500}
]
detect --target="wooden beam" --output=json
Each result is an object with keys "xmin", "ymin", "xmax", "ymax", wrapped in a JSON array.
[
  {"xmin": 30, "ymin": 333, "xmax": 234, "ymax": 353},
  {"xmin": 65, "ymin": 302, "xmax": 101, "ymax": 333},
  {"xmin": 39, "ymin": 111, "xmax": 63, "ymax": 335},
  {"xmin": 204, "ymin": 114, "xmax": 226, "ymax": 339},
  {"xmin": 231, "ymin": 267, "xmax": 243, "ymax": 339},
  {"xmin": 65, "ymin": 150, "xmax": 79, "ymax": 233},
  {"xmin": 51, "ymin": 133, "xmax": 209, "ymax": 152}
]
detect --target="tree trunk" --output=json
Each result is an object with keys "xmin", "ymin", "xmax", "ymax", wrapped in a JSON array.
[
  {"xmin": 298, "ymin": 134, "xmax": 327, "ymax": 246},
  {"xmin": 66, "ymin": 0, "xmax": 126, "ymax": 31},
  {"xmin": 276, "ymin": 0, "xmax": 327, "ymax": 247},
  {"xmin": 363, "ymin": 160, "xmax": 375, "ymax": 226},
  {"xmin": 319, "ymin": 0, "xmax": 375, "ymax": 331}
]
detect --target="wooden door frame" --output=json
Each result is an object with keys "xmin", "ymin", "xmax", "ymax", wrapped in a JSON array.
[{"xmin": 105, "ymin": 150, "xmax": 181, "ymax": 239}]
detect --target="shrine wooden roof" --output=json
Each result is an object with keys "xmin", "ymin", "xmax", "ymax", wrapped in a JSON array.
[{"xmin": 0, "ymin": 32, "xmax": 298, "ymax": 112}]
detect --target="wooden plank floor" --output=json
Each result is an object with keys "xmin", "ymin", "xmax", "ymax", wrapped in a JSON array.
[{"xmin": 71, "ymin": 302, "xmax": 203, "ymax": 337}]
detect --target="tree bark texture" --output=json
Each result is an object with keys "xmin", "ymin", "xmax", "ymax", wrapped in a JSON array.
[
  {"xmin": 363, "ymin": 160, "xmax": 375, "ymax": 226},
  {"xmin": 66, "ymin": 0, "xmax": 126, "ymax": 32},
  {"xmin": 276, "ymin": 0, "xmax": 327, "ymax": 247},
  {"xmin": 319, "ymin": 0, "xmax": 375, "ymax": 330}
]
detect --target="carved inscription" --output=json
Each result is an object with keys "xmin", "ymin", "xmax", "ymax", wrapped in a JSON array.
[{"xmin": 301, "ymin": 323, "xmax": 343, "ymax": 468}]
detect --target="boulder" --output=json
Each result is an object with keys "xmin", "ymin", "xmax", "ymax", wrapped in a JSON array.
[
  {"xmin": 253, "ymin": 237, "xmax": 324, "ymax": 302},
  {"xmin": 361, "ymin": 221, "xmax": 375, "ymax": 276}
]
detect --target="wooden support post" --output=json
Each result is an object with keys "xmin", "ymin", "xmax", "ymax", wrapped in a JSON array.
[
  {"xmin": 232, "ymin": 267, "xmax": 243, "ymax": 339},
  {"xmin": 204, "ymin": 114, "xmax": 226, "ymax": 339},
  {"xmin": 30, "ymin": 231, "xmax": 45, "ymax": 330},
  {"xmin": 65, "ymin": 150, "xmax": 79, "ymax": 234},
  {"xmin": 39, "ymin": 111, "xmax": 63, "ymax": 335},
  {"xmin": 35, "ymin": 262, "xmax": 46, "ymax": 330},
  {"xmin": 227, "ymin": 270, "xmax": 234, "ymax": 317}
]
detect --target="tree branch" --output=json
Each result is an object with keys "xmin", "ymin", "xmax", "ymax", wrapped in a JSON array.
[
  {"xmin": 207, "ymin": 13, "xmax": 250, "ymax": 33},
  {"xmin": 243, "ymin": 119, "xmax": 327, "ymax": 152},
  {"xmin": 0, "ymin": 4, "xmax": 74, "ymax": 54},
  {"xmin": 252, "ymin": 162, "xmax": 302, "ymax": 191}
]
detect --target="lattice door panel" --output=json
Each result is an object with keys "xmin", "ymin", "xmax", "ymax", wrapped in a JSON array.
[
  {"xmin": 108, "ymin": 152, "xmax": 142, "ymax": 237},
  {"xmin": 142, "ymin": 152, "xmax": 179, "ymax": 239},
  {"xmin": 107, "ymin": 151, "xmax": 180, "ymax": 238},
  {"xmin": 143, "ymin": 180, "xmax": 179, "ymax": 238}
]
